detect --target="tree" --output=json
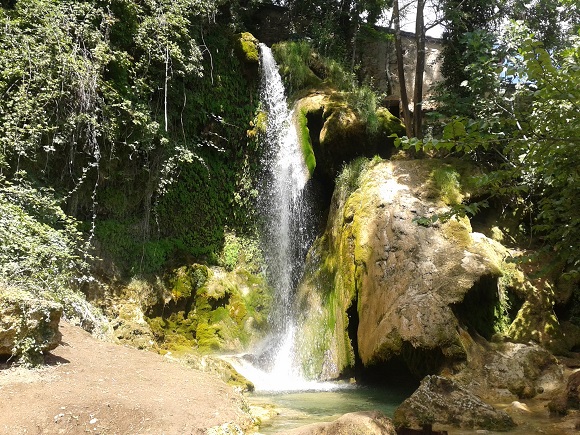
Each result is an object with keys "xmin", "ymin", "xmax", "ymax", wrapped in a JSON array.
[
  {"xmin": 288, "ymin": 0, "xmax": 392, "ymax": 63},
  {"xmin": 396, "ymin": 23, "xmax": 580, "ymax": 277},
  {"xmin": 392, "ymin": 0, "xmax": 443, "ymax": 138}
]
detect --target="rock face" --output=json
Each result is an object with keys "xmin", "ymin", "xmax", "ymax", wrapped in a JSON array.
[
  {"xmin": 296, "ymin": 159, "xmax": 512, "ymax": 378},
  {"xmin": 281, "ymin": 411, "xmax": 396, "ymax": 435},
  {"xmin": 393, "ymin": 375, "xmax": 516, "ymax": 431},
  {"xmin": 454, "ymin": 332, "xmax": 563, "ymax": 402},
  {"xmin": 548, "ymin": 370, "xmax": 580, "ymax": 415},
  {"xmin": 0, "ymin": 288, "xmax": 62, "ymax": 363},
  {"xmin": 294, "ymin": 91, "xmax": 405, "ymax": 186}
]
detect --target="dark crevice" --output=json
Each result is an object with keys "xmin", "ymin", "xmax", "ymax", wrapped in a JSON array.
[
  {"xmin": 356, "ymin": 355, "xmax": 421, "ymax": 390},
  {"xmin": 346, "ymin": 301, "xmax": 362, "ymax": 375},
  {"xmin": 452, "ymin": 274, "xmax": 523, "ymax": 340}
]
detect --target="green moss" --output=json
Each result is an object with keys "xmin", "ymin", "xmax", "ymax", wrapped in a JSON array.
[
  {"xmin": 147, "ymin": 265, "xmax": 272, "ymax": 354},
  {"xmin": 196, "ymin": 322, "xmax": 221, "ymax": 352},
  {"xmin": 296, "ymin": 107, "xmax": 317, "ymax": 176},
  {"xmin": 431, "ymin": 165, "xmax": 464, "ymax": 205},
  {"xmin": 234, "ymin": 32, "xmax": 259, "ymax": 64},
  {"xmin": 376, "ymin": 107, "xmax": 405, "ymax": 137}
]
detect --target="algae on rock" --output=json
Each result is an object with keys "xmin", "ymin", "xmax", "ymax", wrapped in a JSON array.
[
  {"xmin": 146, "ymin": 264, "xmax": 272, "ymax": 354},
  {"xmin": 295, "ymin": 158, "xmax": 530, "ymax": 380}
]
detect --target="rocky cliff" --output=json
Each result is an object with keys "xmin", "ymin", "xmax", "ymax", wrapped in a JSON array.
[{"xmin": 295, "ymin": 158, "xmax": 561, "ymax": 383}]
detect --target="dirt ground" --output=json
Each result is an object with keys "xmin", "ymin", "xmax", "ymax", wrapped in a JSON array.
[{"xmin": 0, "ymin": 321, "xmax": 252, "ymax": 434}]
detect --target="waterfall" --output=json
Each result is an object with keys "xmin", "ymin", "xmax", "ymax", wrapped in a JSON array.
[
  {"xmin": 225, "ymin": 44, "xmax": 336, "ymax": 392},
  {"xmin": 258, "ymin": 43, "xmax": 310, "ymax": 333}
]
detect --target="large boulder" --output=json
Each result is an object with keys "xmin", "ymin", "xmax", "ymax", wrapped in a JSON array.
[
  {"xmin": 393, "ymin": 375, "xmax": 516, "ymax": 432},
  {"xmin": 295, "ymin": 159, "xmax": 514, "ymax": 379},
  {"xmin": 548, "ymin": 370, "xmax": 580, "ymax": 415},
  {"xmin": 0, "ymin": 288, "xmax": 62, "ymax": 364},
  {"xmin": 281, "ymin": 411, "xmax": 396, "ymax": 435},
  {"xmin": 454, "ymin": 331, "xmax": 563, "ymax": 402}
]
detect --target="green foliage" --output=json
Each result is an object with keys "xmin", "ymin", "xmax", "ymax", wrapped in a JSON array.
[
  {"xmin": 335, "ymin": 157, "xmax": 370, "ymax": 197},
  {"xmin": 272, "ymin": 41, "xmax": 320, "ymax": 94},
  {"xmin": 273, "ymin": 41, "xmax": 382, "ymax": 134},
  {"xmin": 0, "ymin": 0, "xmax": 263, "ymax": 278},
  {"xmin": 401, "ymin": 25, "xmax": 580, "ymax": 278},
  {"xmin": 0, "ymin": 178, "xmax": 106, "ymax": 330}
]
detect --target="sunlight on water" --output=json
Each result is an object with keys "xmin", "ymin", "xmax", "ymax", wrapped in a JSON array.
[{"xmin": 244, "ymin": 43, "xmax": 314, "ymax": 391}]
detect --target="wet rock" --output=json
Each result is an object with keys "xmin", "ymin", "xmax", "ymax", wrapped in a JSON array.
[
  {"xmin": 296, "ymin": 159, "xmax": 511, "ymax": 378},
  {"xmin": 281, "ymin": 410, "xmax": 396, "ymax": 435},
  {"xmin": 0, "ymin": 288, "xmax": 62, "ymax": 364},
  {"xmin": 393, "ymin": 375, "xmax": 516, "ymax": 432}
]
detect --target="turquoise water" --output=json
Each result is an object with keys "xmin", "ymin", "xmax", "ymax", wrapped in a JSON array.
[{"xmin": 249, "ymin": 384, "xmax": 414, "ymax": 433}]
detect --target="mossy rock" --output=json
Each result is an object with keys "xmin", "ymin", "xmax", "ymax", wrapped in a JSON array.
[
  {"xmin": 0, "ymin": 287, "xmax": 63, "ymax": 365},
  {"xmin": 293, "ymin": 90, "xmax": 405, "ymax": 186},
  {"xmin": 234, "ymin": 32, "xmax": 259, "ymax": 79},
  {"xmin": 146, "ymin": 265, "xmax": 272, "ymax": 355}
]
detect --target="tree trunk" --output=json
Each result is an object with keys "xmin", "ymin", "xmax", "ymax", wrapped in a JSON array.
[
  {"xmin": 413, "ymin": 0, "xmax": 426, "ymax": 138},
  {"xmin": 393, "ymin": 0, "xmax": 413, "ymax": 137}
]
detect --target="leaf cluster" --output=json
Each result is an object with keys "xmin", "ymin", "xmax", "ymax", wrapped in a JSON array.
[{"xmin": 400, "ymin": 24, "xmax": 580, "ymax": 278}]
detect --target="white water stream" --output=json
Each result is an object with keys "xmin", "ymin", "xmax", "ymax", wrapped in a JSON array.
[{"xmin": 226, "ymin": 44, "xmax": 338, "ymax": 392}]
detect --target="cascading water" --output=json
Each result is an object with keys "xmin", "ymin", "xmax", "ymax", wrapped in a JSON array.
[
  {"xmin": 227, "ymin": 44, "xmax": 335, "ymax": 392},
  {"xmin": 258, "ymin": 43, "xmax": 310, "ymax": 334}
]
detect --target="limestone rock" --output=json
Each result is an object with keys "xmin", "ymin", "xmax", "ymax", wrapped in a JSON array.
[
  {"xmin": 296, "ymin": 159, "xmax": 509, "ymax": 378},
  {"xmin": 393, "ymin": 375, "xmax": 516, "ymax": 431},
  {"xmin": 454, "ymin": 332, "xmax": 563, "ymax": 402},
  {"xmin": 281, "ymin": 410, "xmax": 396, "ymax": 435},
  {"xmin": 0, "ymin": 288, "xmax": 62, "ymax": 364},
  {"xmin": 294, "ymin": 91, "xmax": 405, "ymax": 185}
]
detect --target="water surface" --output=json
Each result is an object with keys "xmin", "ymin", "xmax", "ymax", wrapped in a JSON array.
[{"xmin": 249, "ymin": 383, "xmax": 413, "ymax": 433}]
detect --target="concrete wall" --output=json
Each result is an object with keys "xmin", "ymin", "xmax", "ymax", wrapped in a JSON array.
[{"xmin": 358, "ymin": 30, "xmax": 443, "ymax": 111}]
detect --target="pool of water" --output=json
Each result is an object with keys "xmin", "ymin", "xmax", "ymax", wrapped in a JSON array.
[{"xmin": 248, "ymin": 383, "xmax": 415, "ymax": 433}]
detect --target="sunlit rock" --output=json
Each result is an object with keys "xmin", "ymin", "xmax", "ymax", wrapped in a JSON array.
[
  {"xmin": 454, "ymin": 331, "xmax": 563, "ymax": 401},
  {"xmin": 296, "ymin": 159, "xmax": 514, "ymax": 378},
  {"xmin": 281, "ymin": 410, "xmax": 396, "ymax": 435},
  {"xmin": 393, "ymin": 375, "xmax": 516, "ymax": 431},
  {"xmin": 0, "ymin": 287, "xmax": 62, "ymax": 364}
]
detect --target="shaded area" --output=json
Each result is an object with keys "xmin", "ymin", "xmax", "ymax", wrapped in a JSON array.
[{"xmin": 452, "ymin": 275, "xmax": 523, "ymax": 340}]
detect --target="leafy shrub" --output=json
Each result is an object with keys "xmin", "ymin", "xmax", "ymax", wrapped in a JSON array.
[{"xmin": 0, "ymin": 178, "xmax": 107, "ymax": 333}]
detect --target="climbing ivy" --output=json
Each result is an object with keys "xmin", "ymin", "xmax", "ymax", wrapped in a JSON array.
[{"xmin": 0, "ymin": 0, "xmax": 263, "ymax": 279}]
